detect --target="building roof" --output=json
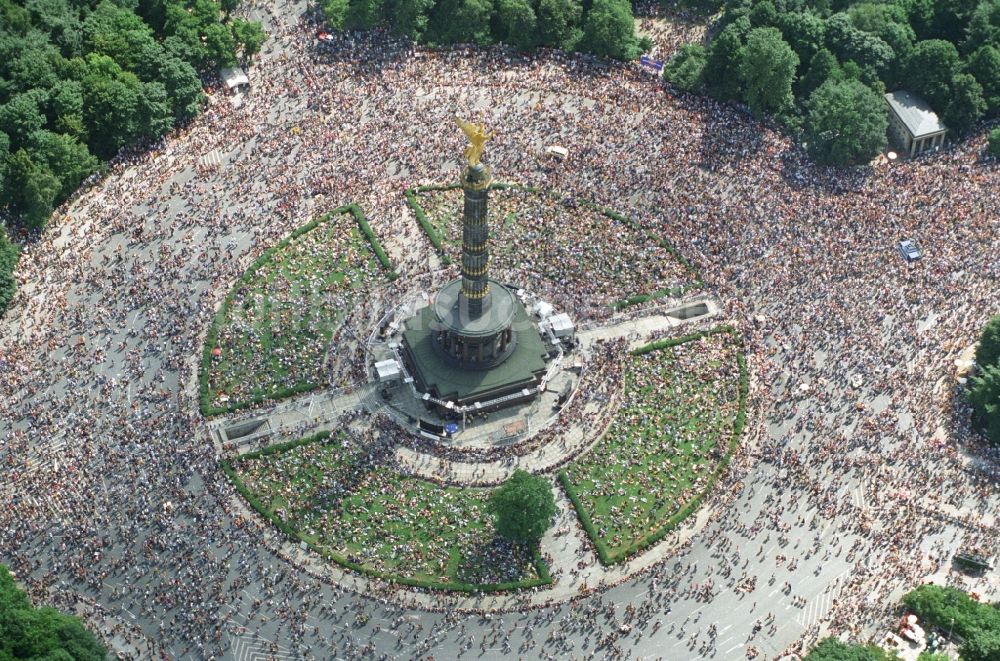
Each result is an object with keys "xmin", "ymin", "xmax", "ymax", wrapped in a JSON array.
[
  {"xmin": 220, "ymin": 66, "xmax": 249, "ymax": 91},
  {"xmin": 885, "ymin": 91, "xmax": 946, "ymax": 138}
]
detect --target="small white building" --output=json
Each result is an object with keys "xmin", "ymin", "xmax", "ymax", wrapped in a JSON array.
[
  {"xmin": 884, "ymin": 91, "xmax": 947, "ymax": 157},
  {"xmin": 548, "ymin": 313, "xmax": 575, "ymax": 341},
  {"xmin": 220, "ymin": 66, "xmax": 249, "ymax": 94},
  {"xmin": 374, "ymin": 359, "xmax": 401, "ymax": 383}
]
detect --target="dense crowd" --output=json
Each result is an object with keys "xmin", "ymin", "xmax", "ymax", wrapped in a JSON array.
[
  {"xmin": 0, "ymin": 0, "xmax": 997, "ymax": 658},
  {"xmin": 207, "ymin": 210, "xmax": 383, "ymax": 410},
  {"xmin": 566, "ymin": 331, "xmax": 741, "ymax": 554},
  {"xmin": 419, "ymin": 185, "xmax": 695, "ymax": 318}
]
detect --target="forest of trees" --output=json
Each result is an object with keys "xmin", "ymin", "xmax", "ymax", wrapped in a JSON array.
[
  {"xmin": 0, "ymin": 0, "xmax": 265, "ymax": 230},
  {"xmin": 0, "ymin": 0, "xmax": 265, "ymax": 315},
  {"xmin": 665, "ymin": 0, "xmax": 1000, "ymax": 165},
  {"xmin": 320, "ymin": 0, "xmax": 649, "ymax": 61},
  {"xmin": 0, "ymin": 564, "xmax": 108, "ymax": 660}
]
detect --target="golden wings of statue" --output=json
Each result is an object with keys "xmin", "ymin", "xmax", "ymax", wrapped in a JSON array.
[{"xmin": 454, "ymin": 116, "xmax": 494, "ymax": 166}]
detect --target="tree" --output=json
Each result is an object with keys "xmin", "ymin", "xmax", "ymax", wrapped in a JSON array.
[
  {"xmin": 739, "ymin": 27, "xmax": 799, "ymax": 118},
  {"xmin": 975, "ymin": 314, "xmax": 1000, "ymax": 371},
  {"xmin": 0, "ymin": 91, "xmax": 48, "ymax": 149},
  {"xmin": 964, "ymin": 0, "xmax": 1000, "ymax": 53},
  {"xmin": 137, "ymin": 81, "xmax": 175, "ymax": 139},
  {"xmin": 82, "ymin": 0, "xmax": 159, "ymax": 71},
  {"xmin": 488, "ymin": 470, "xmax": 556, "ymax": 545},
  {"xmin": 231, "ymin": 18, "xmax": 266, "ymax": 62},
  {"xmin": 966, "ymin": 361, "xmax": 1000, "ymax": 444},
  {"xmin": 347, "ymin": 0, "xmax": 384, "ymax": 30},
  {"xmin": 664, "ymin": 43, "xmax": 707, "ymax": 92},
  {"xmin": 905, "ymin": 39, "xmax": 960, "ymax": 108},
  {"xmin": 777, "ymin": 11, "xmax": 826, "ymax": 67},
  {"xmin": 961, "ymin": 629, "xmax": 1000, "ymax": 661},
  {"xmin": 27, "ymin": 130, "xmax": 99, "ymax": 199},
  {"xmin": 798, "ymin": 48, "xmax": 840, "ymax": 97},
  {"xmin": 536, "ymin": 0, "xmax": 583, "ymax": 50},
  {"xmin": 0, "ymin": 227, "xmax": 17, "ymax": 314},
  {"xmin": 386, "ymin": 0, "xmax": 434, "ymax": 40},
  {"xmin": 703, "ymin": 23, "xmax": 746, "ymax": 100},
  {"xmin": 824, "ymin": 13, "xmax": 896, "ymax": 79},
  {"xmin": 495, "ymin": 0, "xmax": 537, "ymax": 51},
  {"xmin": 966, "ymin": 45, "xmax": 1000, "ymax": 111},
  {"xmin": 426, "ymin": 0, "xmax": 494, "ymax": 46},
  {"xmin": 988, "ymin": 127, "xmax": 1000, "ymax": 157},
  {"xmin": 580, "ymin": 0, "xmax": 638, "ymax": 60},
  {"xmin": 0, "ymin": 564, "xmax": 107, "ymax": 659},
  {"xmin": 322, "ymin": 0, "xmax": 350, "ymax": 30},
  {"xmin": 81, "ymin": 55, "xmax": 144, "ymax": 158},
  {"xmin": 0, "ymin": 131, "xmax": 9, "ymax": 207},
  {"xmin": 5, "ymin": 149, "xmax": 61, "ymax": 229},
  {"xmin": 943, "ymin": 72, "xmax": 986, "ymax": 135},
  {"xmin": 804, "ymin": 78, "xmax": 887, "ymax": 165},
  {"xmin": 157, "ymin": 56, "xmax": 205, "ymax": 121},
  {"xmin": 748, "ymin": 0, "xmax": 777, "ymax": 28}
]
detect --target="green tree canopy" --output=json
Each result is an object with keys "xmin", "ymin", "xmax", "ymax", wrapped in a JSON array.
[
  {"xmin": 580, "ymin": 0, "xmax": 639, "ymax": 60},
  {"xmin": 798, "ymin": 47, "xmax": 841, "ymax": 97},
  {"xmin": 664, "ymin": 43, "xmax": 707, "ymax": 92},
  {"xmin": 0, "ymin": 564, "xmax": 106, "ymax": 659},
  {"xmin": 974, "ymin": 314, "xmax": 1000, "ymax": 370},
  {"xmin": 428, "ymin": 0, "xmax": 494, "ymax": 45},
  {"xmin": 27, "ymin": 129, "xmax": 99, "ymax": 199},
  {"xmin": 963, "ymin": 0, "xmax": 1000, "ymax": 52},
  {"xmin": 156, "ymin": 56, "xmax": 205, "ymax": 121},
  {"xmin": 0, "ymin": 227, "xmax": 17, "ymax": 314},
  {"xmin": 495, "ymin": 0, "xmax": 537, "ymax": 51},
  {"xmin": 961, "ymin": 629, "xmax": 1000, "ymax": 661},
  {"xmin": 943, "ymin": 71, "xmax": 986, "ymax": 135},
  {"xmin": 739, "ymin": 26, "xmax": 799, "ymax": 118},
  {"xmin": 536, "ymin": 0, "xmax": 583, "ymax": 51},
  {"xmin": 488, "ymin": 470, "xmax": 556, "ymax": 545},
  {"xmin": 804, "ymin": 78, "xmax": 887, "ymax": 165},
  {"xmin": 385, "ymin": 0, "xmax": 434, "ymax": 40},
  {"xmin": 0, "ymin": 91, "xmax": 48, "ymax": 148},
  {"xmin": 703, "ymin": 22, "xmax": 746, "ymax": 100},
  {"xmin": 803, "ymin": 636, "xmax": 899, "ymax": 661},
  {"xmin": 905, "ymin": 39, "xmax": 960, "ymax": 108},
  {"xmin": 6, "ymin": 149, "xmax": 61, "ymax": 228},
  {"xmin": 988, "ymin": 127, "xmax": 1000, "ymax": 157},
  {"xmin": 777, "ymin": 10, "xmax": 826, "ymax": 67},
  {"xmin": 231, "ymin": 18, "xmax": 266, "ymax": 62},
  {"xmin": 966, "ymin": 45, "xmax": 1000, "ymax": 111}
]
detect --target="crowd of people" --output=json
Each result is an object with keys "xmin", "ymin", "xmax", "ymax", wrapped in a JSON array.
[
  {"xmin": 206, "ymin": 209, "xmax": 383, "ymax": 411},
  {"xmin": 0, "ymin": 0, "xmax": 997, "ymax": 658},
  {"xmin": 566, "ymin": 331, "xmax": 741, "ymax": 555},
  {"xmin": 419, "ymin": 185, "xmax": 695, "ymax": 319}
]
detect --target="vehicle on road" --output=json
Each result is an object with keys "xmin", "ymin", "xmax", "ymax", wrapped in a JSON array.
[{"xmin": 897, "ymin": 240, "xmax": 921, "ymax": 262}]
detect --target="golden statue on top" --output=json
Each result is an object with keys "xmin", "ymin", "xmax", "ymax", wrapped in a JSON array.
[{"xmin": 454, "ymin": 116, "xmax": 493, "ymax": 166}]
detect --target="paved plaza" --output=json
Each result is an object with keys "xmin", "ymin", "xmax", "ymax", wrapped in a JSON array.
[{"xmin": 1, "ymin": 0, "xmax": 1000, "ymax": 659}]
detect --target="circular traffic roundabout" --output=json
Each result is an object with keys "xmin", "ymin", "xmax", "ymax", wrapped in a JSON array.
[{"xmin": 202, "ymin": 145, "xmax": 752, "ymax": 606}]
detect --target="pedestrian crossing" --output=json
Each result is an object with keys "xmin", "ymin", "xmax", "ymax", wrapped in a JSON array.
[
  {"xmin": 851, "ymin": 486, "xmax": 866, "ymax": 510},
  {"xmin": 796, "ymin": 590, "xmax": 834, "ymax": 629},
  {"xmin": 229, "ymin": 634, "xmax": 300, "ymax": 661},
  {"xmin": 199, "ymin": 149, "xmax": 224, "ymax": 170}
]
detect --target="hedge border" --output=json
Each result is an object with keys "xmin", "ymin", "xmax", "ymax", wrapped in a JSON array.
[
  {"xmin": 576, "ymin": 199, "xmax": 704, "ymax": 310},
  {"xmin": 199, "ymin": 205, "xmax": 396, "ymax": 417},
  {"xmin": 0, "ymin": 230, "xmax": 20, "ymax": 316},
  {"xmin": 559, "ymin": 325, "xmax": 749, "ymax": 566},
  {"xmin": 403, "ymin": 182, "xmax": 699, "ymax": 311},
  {"xmin": 222, "ymin": 433, "xmax": 553, "ymax": 593}
]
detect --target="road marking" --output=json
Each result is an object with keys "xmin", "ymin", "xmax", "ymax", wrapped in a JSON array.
[{"xmin": 725, "ymin": 644, "xmax": 744, "ymax": 653}]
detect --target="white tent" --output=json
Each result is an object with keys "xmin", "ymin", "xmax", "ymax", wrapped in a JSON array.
[{"xmin": 220, "ymin": 66, "xmax": 249, "ymax": 93}]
